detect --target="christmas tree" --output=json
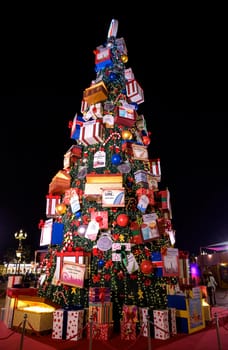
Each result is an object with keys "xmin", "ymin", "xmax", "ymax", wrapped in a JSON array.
[{"xmin": 38, "ymin": 19, "xmax": 178, "ymax": 332}]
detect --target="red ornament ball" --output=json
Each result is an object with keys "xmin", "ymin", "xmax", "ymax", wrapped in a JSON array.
[
  {"xmin": 140, "ymin": 260, "xmax": 153, "ymax": 274},
  {"xmin": 116, "ymin": 213, "xmax": 129, "ymax": 227}
]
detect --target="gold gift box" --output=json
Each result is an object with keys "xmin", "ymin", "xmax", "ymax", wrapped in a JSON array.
[
  {"xmin": 83, "ymin": 81, "xmax": 108, "ymax": 105},
  {"xmin": 86, "ymin": 173, "xmax": 123, "ymax": 184},
  {"xmin": 49, "ymin": 170, "xmax": 71, "ymax": 195},
  {"xmin": 13, "ymin": 296, "xmax": 58, "ymax": 333}
]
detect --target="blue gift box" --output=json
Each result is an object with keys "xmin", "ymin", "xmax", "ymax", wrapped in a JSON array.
[
  {"xmin": 151, "ymin": 251, "xmax": 163, "ymax": 277},
  {"xmin": 51, "ymin": 222, "xmax": 64, "ymax": 245}
]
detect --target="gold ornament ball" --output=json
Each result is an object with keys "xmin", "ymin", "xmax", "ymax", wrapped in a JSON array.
[
  {"xmin": 121, "ymin": 54, "xmax": 128, "ymax": 63},
  {"xmin": 121, "ymin": 130, "xmax": 132, "ymax": 140},
  {"xmin": 56, "ymin": 203, "xmax": 67, "ymax": 215}
]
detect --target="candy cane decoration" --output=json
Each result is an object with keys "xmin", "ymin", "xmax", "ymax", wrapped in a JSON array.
[
  {"xmin": 103, "ymin": 132, "xmax": 121, "ymax": 146},
  {"xmin": 55, "ymin": 290, "xmax": 67, "ymax": 305}
]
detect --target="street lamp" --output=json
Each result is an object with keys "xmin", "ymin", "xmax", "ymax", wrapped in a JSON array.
[{"xmin": 14, "ymin": 229, "xmax": 27, "ymax": 274}]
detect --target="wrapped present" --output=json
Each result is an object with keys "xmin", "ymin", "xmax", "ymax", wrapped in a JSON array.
[
  {"xmin": 139, "ymin": 307, "xmax": 152, "ymax": 337},
  {"xmin": 7, "ymin": 276, "xmax": 23, "ymax": 288},
  {"xmin": 102, "ymin": 187, "xmax": 125, "ymax": 207},
  {"xmin": 122, "ymin": 305, "xmax": 138, "ymax": 323},
  {"xmin": 84, "ymin": 103, "xmax": 103, "ymax": 120},
  {"xmin": 63, "ymin": 187, "xmax": 82, "ymax": 205},
  {"xmin": 88, "ymin": 302, "xmax": 113, "ymax": 324},
  {"xmin": 52, "ymin": 251, "xmax": 91, "ymax": 284},
  {"xmin": 147, "ymin": 158, "xmax": 161, "ymax": 181},
  {"xmin": 52, "ymin": 309, "xmax": 84, "ymax": 340},
  {"xmin": 94, "ymin": 46, "xmax": 113, "ymax": 70},
  {"xmin": 45, "ymin": 194, "xmax": 61, "ymax": 218},
  {"xmin": 90, "ymin": 210, "xmax": 108, "ymax": 229},
  {"xmin": 40, "ymin": 218, "xmax": 53, "ymax": 246},
  {"xmin": 83, "ymin": 81, "xmax": 108, "ymax": 105},
  {"xmin": 124, "ymin": 67, "xmax": 135, "ymax": 81},
  {"xmin": 116, "ymin": 37, "xmax": 127, "ymax": 55},
  {"xmin": 114, "ymin": 105, "xmax": 136, "ymax": 127},
  {"xmin": 132, "ymin": 144, "xmax": 148, "ymax": 161},
  {"xmin": 51, "ymin": 222, "xmax": 64, "ymax": 245},
  {"xmin": 79, "ymin": 120, "xmax": 104, "ymax": 146},
  {"xmin": 12, "ymin": 296, "xmax": 57, "ymax": 333},
  {"xmin": 126, "ymin": 79, "xmax": 144, "ymax": 104},
  {"xmin": 134, "ymin": 170, "xmax": 149, "ymax": 188},
  {"xmin": 151, "ymin": 251, "xmax": 163, "ymax": 277},
  {"xmin": 4, "ymin": 287, "xmax": 38, "ymax": 328},
  {"xmin": 157, "ymin": 189, "xmax": 172, "ymax": 217},
  {"xmin": 112, "ymin": 242, "xmax": 131, "ymax": 262},
  {"xmin": 48, "ymin": 170, "xmax": 71, "ymax": 195},
  {"xmin": 153, "ymin": 309, "xmax": 170, "ymax": 340},
  {"xmin": 63, "ymin": 145, "xmax": 82, "ymax": 169},
  {"xmin": 120, "ymin": 321, "xmax": 136, "ymax": 340},
  {"xmin": 168, "ymin": 307, "xmax": 177, "ymax": 335},
  {"xmin": 86, "ymin": 322, "xmax": 113, "ymax": 340},
  {"xmin": 81, "ymin": 99, "xmax": 89, "ymax": 113},
  {"xmin": 70, "ymin": 114, "xmax": 85, "ymax": 140},
  {"xmin": 136, "ymin": 188, "xmax": 155, "ymax": 206},
  {"xmin": 84, "ymin": 173, "xmax": 123, "ymax": 202},
  {"xmin": 89, "ymin": 287, "xmax": 111, "ymax": 303}
]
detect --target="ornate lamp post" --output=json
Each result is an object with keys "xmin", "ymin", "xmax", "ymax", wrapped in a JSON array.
[{"xmin": 14, "ymin": 229, "xmax": 27, "ymax": 274}]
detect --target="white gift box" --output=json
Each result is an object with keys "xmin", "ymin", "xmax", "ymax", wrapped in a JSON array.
[
  {"xmin": 79, "ymin": 121, "xmax": 104, "ymax": 146},
  {"xmin": 52, "ymin": 309, "xmax": 84, "ymax": 341},
  {"xmin": 126, "ymin": 79, "xmax": 144, "ymax": 104},
  {"xmin": 124, "ymin": 68, "xmax": 135, "ymax": 81},
  {"xmin": 153, "ymin": 309, "xmax": 170, "ymax": 340},
  {"xmin": 46, "ymin": 194, "xmax": 61, "ymax": 217}
]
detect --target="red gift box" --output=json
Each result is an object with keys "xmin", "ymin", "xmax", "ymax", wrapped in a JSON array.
[
  {"xmin": 120, "ymin": 321, "xmax": 136, "ymax": 340},
  {"xmin": 86, "ymin": 323, "xmax": 113, "ymax": 340},
  {"xmin": 7, "ymin": 287, "xmax": 38, "ymax": 298},
  {"xmin": 114, "ymin": 105, "xmax": 136, "ymax": 127}
]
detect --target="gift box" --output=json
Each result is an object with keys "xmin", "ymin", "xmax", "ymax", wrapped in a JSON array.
[
  {"xmin": 53, "ymin": 251, "xmax": 91, "ymax": 284},
  {"xmin": 63, "ymin": 145, "xmax": 82, "ymax": 169},
  {"xmin": 88, "ymin": 302, "xmax": 113, "ymax": 324},
  {"xmin": 114, "ymin": 105, "xmax": 136, "ymax": 127},
  {"xmin": 102, "ymin": 187, "xmax": 125, "ymax": 207},
  {"xmin": 124, "ymin": 67, "xmax": 135, "ymax": 81},
  {"xmin": 151, "ymin": 251, "xmax": 163, "ymax": 277},
  {"xmin": 70, "ymin": 114, "xmax": 85, "ymax": 140},
  {"xmin": 84, "ymin": 173, "xmax": 123, "ymax": 202},
  {"xmin": 89, "ymin": 287, "xmax": 111, "ymax": 303},
  {"xmin": 126, "ymin": 79, "xmax": 144, "ymax": 104},
  {"xmin": 84, "ymin": 103, "xmax": 103, "ymax": 120},
  {"xmin": 12, "ymin": 296, "xmax": 57, "ymax": 333},
  {"xmin": 4, "ymin": 288, "xmax": 38, "ymax": 328},
  {"xmin": 83, "ymin": 81, "xmax": 108, "ymax": 105},
  {"xmin": 48, "ymin": 170, "xmax": 71, "ymax": 195},
  {"xmin": 168, "ymin": 307, "xmax": 177, "ymax": 335},
  {"xmin": 40, "ymin": 218, "xmax": 53, "ymax": 246},
  {"xmin": 167, "ymin": 295, "xmax": 205, "ymax": 334},
  {"xmin": 94, "ymin": 47, "xmax": 113, "ymax": 70},
  {"xmin": 86, "ymin": 322, "xmax": 113, "ymax": 340},
  {"xmin": 7, "ymin": 275, "xmax": 23, "ymax": 288},
  {"xmin": 52, "ymin": 309, "xmax": 84, "ymax": 340},
  {"xmin": 46, "ymin": 194, "xmax": 61, "ymax": 218},
  {"xmin": 120, "ymin": 321, "xmax": 136, "ymax": 340},
  {"xmin": 139, "ymin": 307, "xmax": 151, "ymax": 337},
  {"xmin": 79, "ymin": 121, "xmax": 104, "ymax": 146},
  {"xmin": 122, "ymin": 305, "xmax": 138, "ymax": 323},
  {"xmin": 148, "ymin": 158, "xmax": 161, "ymax": 181},
  {"xmin": 153, "ymin": 309, "xmax": 170, "ymax": 340},
  {"xmin": 51, "ymin": 222, "xmax": 64, "ymax": 245},
  {"xmin": 134, "ymin": 170, "xmax": 149, "ymax": 188},
  {"xmin": 90, "ymin": 211, "xmax": 108, "ymax": 229}
]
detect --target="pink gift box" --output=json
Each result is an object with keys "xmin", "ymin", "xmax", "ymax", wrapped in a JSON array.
[
  {"xmin": 86, "ymin": 323, "xmax": 113, "ymax": 340},
  {"xmin": 120, "ymin": 321, "xmax": 136, "ymax": 340}
]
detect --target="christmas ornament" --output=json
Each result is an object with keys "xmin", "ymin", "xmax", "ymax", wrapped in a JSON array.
[
  {"xmin": 77, "ymin": 225, "xmax": 87, "ymax": 237},
  {"xmin": 55, "ymin": 203, "xmax": 67, "ymax": 215},
  {"xmin": 111, "ymin": 154, "xmax": 122, "ymax": 165},
  {"xmin": 121, "ymin": 130, "xmax": 132, "ymax": 140},
  {"xmin": 121, "ymin": 54, "xmax": 128, "ymax": 63},
  {"xmin": 140, "ymin": 260, "xmax": 153, "ymax": 274},
  {"xmin": 116, "ymin": 213, "xmax": 129, "ymax": 227},
  {"xmin": 98, "ymin": 259, "xmax": 105, "ymax": 268}
]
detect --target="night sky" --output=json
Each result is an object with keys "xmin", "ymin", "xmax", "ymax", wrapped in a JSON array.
[{"xmin": 0, "ymin": 14, "xmax": 227, "ymax": 259}]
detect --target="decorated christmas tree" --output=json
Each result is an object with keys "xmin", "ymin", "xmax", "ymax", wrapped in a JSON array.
[{"xmin": 38, "ymin": 19, "xmax": 179, "ymax": 333}]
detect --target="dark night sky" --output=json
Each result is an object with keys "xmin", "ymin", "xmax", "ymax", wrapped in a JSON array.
[{"xmin": 0, "ymin": 13, "xmax": 227, "ymax": 259}]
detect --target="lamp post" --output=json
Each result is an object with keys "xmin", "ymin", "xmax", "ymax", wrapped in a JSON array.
[{"xmin": 14, "ymin": 229, "xmax": 27, "ymax": 274}]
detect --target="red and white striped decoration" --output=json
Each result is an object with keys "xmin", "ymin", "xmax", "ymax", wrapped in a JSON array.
[
  {"xmin": 126, "ymin": 79, "xmax": 144, "ymax": 104},
  {"xmin": 46, "ymin": 194, "xmax": 61, "ymax": 217},
  {"xmin": 148, "ymin": 158, "xmax": 161, "ymax": 180}
]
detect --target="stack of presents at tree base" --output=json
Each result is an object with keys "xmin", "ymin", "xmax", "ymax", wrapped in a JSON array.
[{"xmin": 52, "ymin": 286, "xmax": 177, "ymax": 341}]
